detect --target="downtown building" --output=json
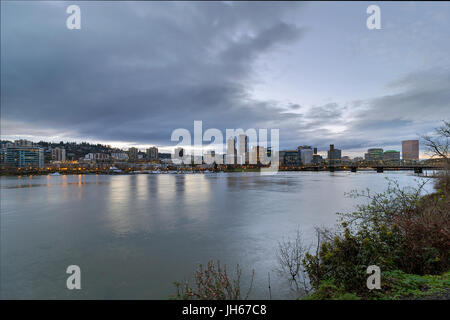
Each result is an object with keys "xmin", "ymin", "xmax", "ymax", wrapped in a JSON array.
[
  {"xmin": 226, "ymin": 137, "xmax": 237, "ymax": 165},
  {"xmin": 237, "ymin": 134, "xmax": 248, "ymax": 165},
  {"xmin": 298, "ymin": 146, "xmax": 313, "ymax": 164},
  {"xmin": 327, "ymin": 144, "xmax": 341, "ymax": 162},
  {"xmin": 279, "ymin": 150, "xmax": 302, "ymax": 166},
  {"xmin": 383, "ymin": 150, "xmax": 400, "ymax": 163},
  {"xmin": 312, "ymin": 147, "xmax": 323, "ymax": 164},
  {"xmin": 249, "ymin": 146, "xmax": 266, "ymax": 165},
  {"xmin": 402, "ymin": 140, "xmax": 419, "ymax": 161},
  {"xmin": 364, "ymin": 148, "xmax": 383, "ymax": 162}
]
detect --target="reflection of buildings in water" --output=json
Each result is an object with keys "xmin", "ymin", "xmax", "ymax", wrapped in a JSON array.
[
  {"xmin": 107, "ymin": 176, "xmax": 134, "ymax": 235},
  {"xmin": 182, "ymin": 174, "xmax": 211, "ymax": 207},
  {"xmin": 77, "ymin": 174, "xmax": 83, "ymax": 200},
  {"xmin": 135, "ymin": 174, "xmax": 149, "ymax": 201},
  {"xmin": 156, "ymin": 174, "xmax": 177, "ymax": 204}
]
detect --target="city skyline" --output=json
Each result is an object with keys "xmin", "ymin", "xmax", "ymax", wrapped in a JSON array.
[
  {"xmin": 2, "ymin": 2, "xmax": 449, "ymax": 158},
  {"xmin": 1, "ymin": 136, "xmax": 420, "ymax": 164}
]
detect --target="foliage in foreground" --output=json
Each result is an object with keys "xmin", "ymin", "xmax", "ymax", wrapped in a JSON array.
[
  {"xmin": 302, "ymin": 176, "xmax": 449, "ymax": 298},
  {"xmin": 303, "ymin": 270, "xmax": 450, "ymax": 300},
  {"xmin": 171, "ymin": 260, "xmax": 254, "ymax": 300}
]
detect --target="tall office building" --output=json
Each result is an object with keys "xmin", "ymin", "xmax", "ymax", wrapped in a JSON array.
[
  {"xmin": 249, "ymin": 146, "xmax": 266, "ymax": 164},
  {"xmin": 146, "ymin": 147, "xmax": 159, "ymax": 161},
  {"xmin": 237, "ymin": 134, "xmax": 248, "ymax": 165},
  {"xmin": 327, "ymin": 144, "xmax": 341, "ymax": 161},
  {"xmin": 51, "ymin": 147, "xmax": 66, "ymax": 162},
  {"xmin": 300, "ymin": 148, "xmax": 313, "ymax": 164},
  {"xmin": 226, "ymin": 137, "xmax": 236, "ymax": 164},
  {"xmin": 402, "ymin": 140, "xmax": 419, "ymax": 161}
]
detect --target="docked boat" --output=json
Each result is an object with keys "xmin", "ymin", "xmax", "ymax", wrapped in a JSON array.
[{"xmin": 108, "ymin": 166, "xmax": 123, "ymax": 174}]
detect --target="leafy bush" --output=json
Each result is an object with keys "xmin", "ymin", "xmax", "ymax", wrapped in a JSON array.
[
  {"xmin": 375, "ymin": 270, "xmax": 450, "ymax": 300},
  {"xmin": 302, "ymin": 279, "xmax": 360, "ymax": 300},
  {"xmin": 303, "ymin": 270, "xmax": 450, "ymax": 300}
]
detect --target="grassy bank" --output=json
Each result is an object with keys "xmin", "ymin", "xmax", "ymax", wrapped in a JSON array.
[{"xmin": 303, "ymin": 270, "xmax": 450, "ymax": 300}]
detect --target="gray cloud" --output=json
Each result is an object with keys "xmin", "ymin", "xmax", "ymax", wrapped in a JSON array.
[
  {"xmin": 294, "ymin": 68, "xmax": 450, "ymax": 152},
  {"xmin": 1, "ymin": 1, "xmax": 306, "ymax": 148},
  {"xmin": 1, "ymin": 2, "xmax": 449, "ymax": 155}
]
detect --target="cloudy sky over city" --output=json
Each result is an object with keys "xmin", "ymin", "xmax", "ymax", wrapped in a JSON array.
[{"xmin": 2, "ymin": 1, "xmax": 450, "ymax": 156}]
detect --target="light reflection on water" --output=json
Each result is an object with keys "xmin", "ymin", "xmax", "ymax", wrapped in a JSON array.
[{"xmin": 0, "ymin": 172, "xmax": 434, "ymax": 299}]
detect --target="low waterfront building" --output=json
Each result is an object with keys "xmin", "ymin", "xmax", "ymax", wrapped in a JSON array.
[
  {"xmin": 280, "ymin": 150, "xmax": 302, "ymax": 166},
  {"xmin": 383, "ymin": 150, "xmax": 400, "ymax": 162},
  {"xmin": 146, "ymin": 147, "xmax": 158, "ymax": 161},
  {"xmin": 1, "ymin": 144, "xmax": 44, "ymax": 168},
  {"xmin": 84, "ymin": 153, "xmax": 110, "ymax": 161},
  {"xmin": 111, "ymin": 152, "xmax": 129, "ymax": 161},
  {"xmin": 300, "ymin": 148, "xmax": 313, "ymax": 164},
  {"xmin": 364, "ymin": 148, "xmax": 383, "ymax": 161}
]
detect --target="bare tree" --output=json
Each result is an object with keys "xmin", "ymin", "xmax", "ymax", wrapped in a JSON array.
[
  {"xmin": 422, "ymin": 120, "xmax": 450, "ymax": 167},
  {"xmin": 172, "ymin": 260, "xmax": 254, "ymax": 300},
  {"xmin": 276, "ymin": 229, "xmax": 311, "ymax": 296}
]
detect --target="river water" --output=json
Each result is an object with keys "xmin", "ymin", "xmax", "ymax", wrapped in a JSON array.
[{"xmin": 0, "ymin": 171, "xmax": 434, "ymax": 299}]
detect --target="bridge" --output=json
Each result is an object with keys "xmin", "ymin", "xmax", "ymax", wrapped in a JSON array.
[{"xmin": 279, "ymin": 164, "xmax": 444, "ymax": 174}]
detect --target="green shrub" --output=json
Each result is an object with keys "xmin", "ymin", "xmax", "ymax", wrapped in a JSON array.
[
  {"xmin": 302, "ymin": 279, "xmax": 360, "ymax": 300},
  {"xmin": 374, "ymin": 270, "xmax": 450, "ymax": 300}
]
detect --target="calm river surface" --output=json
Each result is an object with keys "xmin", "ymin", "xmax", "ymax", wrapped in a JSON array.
[{"xmin": 0, "ymin": 171, "xmax": 434, "ymax": 299}]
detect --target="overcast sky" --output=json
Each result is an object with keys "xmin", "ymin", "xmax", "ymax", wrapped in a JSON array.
[{"xmin": 1, "ymin": 1, "xmax": 449, "ymax": 157}]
